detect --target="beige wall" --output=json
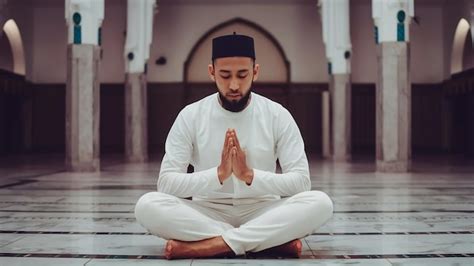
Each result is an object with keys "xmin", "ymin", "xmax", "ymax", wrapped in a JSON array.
[
  {"xmin": 0, "ymin": 32, "xmax": 13, "ymax": 72},
  {"xmin": 410, "ymin": 5, "xmax": 445, "ymax": 83},
  {"xmin": 350, "ymin": 2, "xmax": 377, "ymax": 83},
  {"xmin": 31, "ymin": 6, "xmax": 66, "ymax": 83},
  {"xmin": 150, "ymin": 2, "xmax": 326, "ymax": 83},
  {"xmin": 462, "ymin": 27, "xmax": 473, "ymax": 71}
]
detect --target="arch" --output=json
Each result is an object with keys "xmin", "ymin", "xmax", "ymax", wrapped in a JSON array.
[
  {"xmin": 184, "ymin": 17, "xmax": 290, "ymax": 83},
  {"xmin": 2, "ymin": 19, "xmax": 25, "ymax": 75},
  {"xmin": 450, "ymin": 18, "xmax": 470, "ymax": 75}
]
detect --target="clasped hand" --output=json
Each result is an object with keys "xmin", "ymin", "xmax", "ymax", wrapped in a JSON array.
[{"xmin": 217, "ymin": 129, "xmax": 253, "ymax": 185}]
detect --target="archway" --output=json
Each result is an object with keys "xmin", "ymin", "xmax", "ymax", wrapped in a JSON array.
[
  {"xmin": 450, "ymin": 18, "xmax": 471, "ymax": 75},
  {"xmin": 2, "ymin": 19, "xmax": 25, "ymax": 75},
  {"xmin": 183, "ymin": 18, "xmax": 290, "ymax": 106}
]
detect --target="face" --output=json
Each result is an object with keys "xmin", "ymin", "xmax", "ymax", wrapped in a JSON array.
[{"xmin": 208, "ymin": 57, "xmax": 259, "ymax": 112}]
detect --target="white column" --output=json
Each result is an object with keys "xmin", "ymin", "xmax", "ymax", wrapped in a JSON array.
[
  {"xmin": 65, "ymin": 0, "xmax": 103, "ymax": 172},
  {"xmin": 124, "ymin": 0, "xmax": 156, "ymax": 163},
  {"xmin": 320, "ymin": 0, "xmax": 352, "ymax": 162},
  {"xmin": 373, "ymin": 0, "xmax": 414, "ymax": 172},
  {"xmin": 322, "ymin": 91, "xmax": 331, "ymax": 158},
  {"xmin": 330, "ymin": 74, "xmax": 351, "ymax": 161}
]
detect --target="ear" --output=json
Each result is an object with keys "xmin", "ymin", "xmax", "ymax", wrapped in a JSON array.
[
  {"xmin": 208, "ymin": 64, "xmax": 215, "ymax": 81},
  {"xmin": 252, "ymin": 63, "xmax": 260, "ymax": 82}
]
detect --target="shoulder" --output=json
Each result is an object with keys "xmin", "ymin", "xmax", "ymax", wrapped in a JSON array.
[
  {"xmin": 179, "ymin": 93, "xmax": 216, "ymax": 118},
  {"xmin": 252, "ymin": 92, "xmax": 291, "ymax": 120}
]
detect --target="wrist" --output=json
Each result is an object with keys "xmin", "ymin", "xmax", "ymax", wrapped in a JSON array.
[
  {"xmin": 217, "ymin": 166, "xmax": 225, "ymax": 184},
  {"xmin": 245, "ymin": 168, "xmax": 254, "ymax": 185},
  {"xmin": 217, "ymin": 165, "xmax": 229, "ymax": 184}
]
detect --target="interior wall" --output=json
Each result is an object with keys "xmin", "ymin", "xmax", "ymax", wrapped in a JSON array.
[
  {"xmin": 443, "ymin": 0, "xmax": 473, "ymax": 79},
  {"xmin": 151, "ymin": 2, "xmax": 326, "ymax": 83},
  {"xmin": 0, "ymin": 32, "xmax": 13, "ymax": 72},
  {"xmin": 23, "ymin": 1, "xmax": 448, "ymax": 84},
  {"xmin": 463, "ymin": 31, "xmax": 473, "ymax": 70},
  {"xmin": 410, "ymin": 5, "xmax": 445, "ymax": 83},
  {"xmin": 1, "ymin": 0, "xmax": 470, "ymax": 156},
  {"xmin": 31, "ymin": 5, "xmax": 66, "ymax": 83},
  {"xmin": 349, "ymin": 2, "xmax": 377, "ymax": 84}
]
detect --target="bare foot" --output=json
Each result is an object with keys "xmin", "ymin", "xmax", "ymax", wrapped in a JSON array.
[
  {"xmin": 164, "ymin": 237, "xmax": 235, "ymax": 260},
  {"xmin": 248, "ymin": 239, "xmax": 302, "ymax": 258}
]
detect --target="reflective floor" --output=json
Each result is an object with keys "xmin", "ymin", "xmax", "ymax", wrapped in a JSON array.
[{"xmin": 0, "ymin": 153, "xmax": 473, "ymax": 265}]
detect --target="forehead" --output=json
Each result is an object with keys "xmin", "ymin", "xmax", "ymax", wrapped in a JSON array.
[{"xmin": 214, "ymin": 57, "xmax": 253, "ymax": 70}]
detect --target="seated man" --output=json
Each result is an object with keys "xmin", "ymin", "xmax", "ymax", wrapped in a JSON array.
[{"xmin": 135, "ymin": 33, "xmax": 333, "ymax": 260}]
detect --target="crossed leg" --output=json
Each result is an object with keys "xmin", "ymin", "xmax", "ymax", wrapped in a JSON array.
[{"xmin": 134, "ymin": 191, "xmax": 333, "ymax": 259}]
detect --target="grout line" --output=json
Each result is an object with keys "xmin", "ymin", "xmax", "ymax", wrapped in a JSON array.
[
  {"xmin": 2, "ymin": 230, "xmax": 472, "ymax": 236},
  {"xmin": 83, "ymin": 258, "xmax": 94, "ymax": 265},
  {"xmin": 0, "ymin": 252, "xmax": 472, "ymax": 260},
  {"xmin": 0, "ymin": 235, "xmax": 28, "ymax": 249},
  {"xmin": 304, "ymin": 238, "xmax": 316, "ymax": 257}
]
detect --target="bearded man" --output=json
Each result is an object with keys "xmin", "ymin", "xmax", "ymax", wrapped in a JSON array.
[{"xmin": 135, "ymin": 33, "xmax": 333, "ymax": 259}]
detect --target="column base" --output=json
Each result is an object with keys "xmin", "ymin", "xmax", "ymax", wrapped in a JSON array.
[
  {"xmin": 126, "ymin": 155, "xmax": 148, "ymax": 163},
  {"xmin": 376, "ymin": 160, "xmax": 411, "ymax": 173},
  {"xmin": 332, "ymin": 154, "xmax": 351, "ymax": 163},
  {"xmin": 66, "ymin": 159, "xmax": 100, "ymax": 172}
]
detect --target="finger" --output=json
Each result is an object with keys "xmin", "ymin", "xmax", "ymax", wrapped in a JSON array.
[
  {"xmin": 231, "ymin": 148, "xmax": 236, "ymax": 165},
  {"xmin": 232, "ymin": 130, "xmax": 242, "ymax": 151},
  {"xmin": 223, "ymin": 130, "xmax": 229, "ymax": 150},
  {"xmin": 227, "ymin": 136, "xmax": 235, "ymax": 157}
]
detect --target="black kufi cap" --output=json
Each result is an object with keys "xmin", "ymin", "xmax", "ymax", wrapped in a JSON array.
[{"xmin": 212, "ymin": 33, "xmax": 255, "ymax": 60}]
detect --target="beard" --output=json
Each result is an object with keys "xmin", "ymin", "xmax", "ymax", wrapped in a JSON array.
[{"xmin": 218, "ymin": 88, "xmax": 252, "ymax": 113}]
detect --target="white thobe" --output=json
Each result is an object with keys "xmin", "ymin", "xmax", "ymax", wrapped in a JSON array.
[{"xmin": 135, "ymin": 92, "xmax": 333, "ymax": 254}]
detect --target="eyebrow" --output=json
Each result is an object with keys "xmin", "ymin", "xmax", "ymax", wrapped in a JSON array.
[{"xmin": 218, "ymin": 70, "xmax": 249, "ymax": 74}]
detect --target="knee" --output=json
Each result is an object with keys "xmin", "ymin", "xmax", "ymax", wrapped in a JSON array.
[
  {"xmin": 294, "ymin": 191, "xmax": 334, "ymax": 221},
  {"xmin": 134, "ymin": 192, "xmax": 174, "ymax": 226}
]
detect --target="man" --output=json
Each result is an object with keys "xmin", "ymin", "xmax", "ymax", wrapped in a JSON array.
[{"xmin": 135, "ymin": 33, "xmax": 333, "ymax": 259}]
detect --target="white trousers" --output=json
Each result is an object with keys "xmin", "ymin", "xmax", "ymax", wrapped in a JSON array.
[{"xmin": 134, "ymin": 191, "xmax": 333, "ymax": 255}]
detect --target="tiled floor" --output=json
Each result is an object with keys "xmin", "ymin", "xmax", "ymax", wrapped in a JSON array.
[{"xmin": 0, "ymin": 153, "xmax": 473, "ymax": 265}]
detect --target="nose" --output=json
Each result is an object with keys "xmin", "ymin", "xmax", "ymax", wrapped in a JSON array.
[{"xmin": 229, "ymin": 78, "xmax": 239, "ymax": 91}]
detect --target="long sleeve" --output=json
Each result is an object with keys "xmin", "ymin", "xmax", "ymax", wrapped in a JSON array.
[
  {"xmin": 249, "ymin": 107, "xmax": 311, "ymax": 196},
  {"xmin": 157, "ymin": 108, "xmax": 223, "ymax": 198}
]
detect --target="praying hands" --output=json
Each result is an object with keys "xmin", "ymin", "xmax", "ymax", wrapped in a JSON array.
[{"xmin": 217, "ymin": 129, "xmax": 254, "ymax": 185}]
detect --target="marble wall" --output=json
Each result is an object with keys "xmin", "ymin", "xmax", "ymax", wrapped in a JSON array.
[{"xmin": 2, "ymin": 73, "xmax": 470, "ymax": 157}]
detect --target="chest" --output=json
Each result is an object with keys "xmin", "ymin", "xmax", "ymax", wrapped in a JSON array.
[{"xmin": 193, "ymin": 113, "xmax": 276, "ymax": 166}]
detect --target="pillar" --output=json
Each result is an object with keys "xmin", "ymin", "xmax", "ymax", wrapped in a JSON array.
[
  {"xmin": 322, "ymin": 91, "xmax": 331, "ymax": 158},
  {"xmin": 330, "ymin": 74, "xmax": 351, "ymax": 162},
  {"xmin": 65, "ymin": 44, "xmax": 101, "ymax": 171},
  {"xmin": 123, "ymin": 0, "xmax": 156, "ymax": 162},
  {"xmin": 65, "ymin": 0, "xmax": 104, "ymax": 171},
  {"xmin": 320, "ymin": 0, "xmax": 352, "ymax": 161},
  {"xmin": 373, "ymin": 0, "xmax": 414, "ymax": 172},
  {"xmin": 125, "ymin": 72, "xmax": 148, "ymax": 162},
  {"xmin": 375, "ymin": 42, "xmax": 411, "ymax": 172}
]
